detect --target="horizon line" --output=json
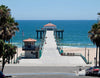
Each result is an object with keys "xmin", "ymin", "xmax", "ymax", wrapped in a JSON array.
[{"xmin": 15, "ymin": 19, "xmax": 97, "ymax": 21}]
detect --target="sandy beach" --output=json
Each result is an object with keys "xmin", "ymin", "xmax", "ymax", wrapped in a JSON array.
[{"xmin": 62, "ymin": 47, "xmax": 99, "ymax": 65}]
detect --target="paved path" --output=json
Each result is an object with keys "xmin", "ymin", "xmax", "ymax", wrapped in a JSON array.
[{"xmin": 7, "ymin": 30, "xmax": 86, "ymax": 66}]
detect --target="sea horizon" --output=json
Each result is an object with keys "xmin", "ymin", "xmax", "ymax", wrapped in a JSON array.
[{"xmin": 15, "ymin": 19, "xmax": 97, "ymax": 21}]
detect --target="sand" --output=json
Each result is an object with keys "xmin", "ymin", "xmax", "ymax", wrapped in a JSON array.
[{"xmin": 62, "ymin": 47, "xmax": 99, "ymax": 65}]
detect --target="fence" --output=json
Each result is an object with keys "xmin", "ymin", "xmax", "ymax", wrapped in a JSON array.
[{"xmin": 57, "ymin": 46, "xmax": 91, "ymax": 64}]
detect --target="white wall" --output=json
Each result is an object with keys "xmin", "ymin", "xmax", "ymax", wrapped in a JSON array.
[{"xmin": 25, "ymin": 51, "xmax": 36, "ymax": 58}]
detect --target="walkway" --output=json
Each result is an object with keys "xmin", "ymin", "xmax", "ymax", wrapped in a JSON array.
[{"xmin": 18, "ymin": 30, "xmax": 86, "ymax": 66}]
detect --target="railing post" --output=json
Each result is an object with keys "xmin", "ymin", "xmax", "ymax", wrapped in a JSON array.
[
  {"xmin": 40, "ymin": 32, "xmax": 42, "ymax": 39},
  {"xmin": 58, "ymin": 32, "xmax": 60, "ymax": 39},
  {"xmin": 61, "ymin": 32, "xmax": 63, "ymax": 39},
  {"xmin": 37, "ymin": 31, "xmax": 38, "ymax": 39}
]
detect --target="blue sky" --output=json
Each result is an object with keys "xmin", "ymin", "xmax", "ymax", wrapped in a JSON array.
[{"xmin": 1, "ymin": 0, "xmax": 100, "ymax": 20}]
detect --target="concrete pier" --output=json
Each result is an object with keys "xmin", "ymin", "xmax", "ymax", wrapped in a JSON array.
[{"xmin": 18, "ymin": 30, "xmax": 86, "ymax": 66}]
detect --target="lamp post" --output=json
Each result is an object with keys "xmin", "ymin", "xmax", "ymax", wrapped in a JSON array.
[{"xmin": 88, "ymin": 49, "xmax": 89, "ymax": 64}]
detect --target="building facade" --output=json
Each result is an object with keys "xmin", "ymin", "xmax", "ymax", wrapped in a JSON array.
[{"xmin": 22, "ymin": 38, "xmax": 39, "ymax": 58}]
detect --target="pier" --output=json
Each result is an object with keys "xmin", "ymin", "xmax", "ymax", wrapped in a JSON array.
[
  {"xmin": 19, "ymin": 30, "xmax": 86, "ymax": 66},
  {"xmin": 36, "ymin": 29, "xmax": 46, "ymax": 39},
  {"xmin": 36, "ymin": 22, "xmax": 64, "ymax": 39},
  {"xmin": 36, "ymin": 29, "xmax": 64, "ymax": 39},
  {"xmin": 54, "ymin": 29, "xmax": 64, "ymax": 39}
]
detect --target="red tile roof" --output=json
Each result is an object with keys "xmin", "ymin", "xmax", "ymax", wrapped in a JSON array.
[
  {"xmin": 44, "ymin": 23, "xmax": 56, "ymax": 27},
  {"xmin": 23, "ymin": 38, "xmax": 37, "ymax": 42}
]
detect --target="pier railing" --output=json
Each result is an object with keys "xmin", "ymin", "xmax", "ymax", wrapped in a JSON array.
[{"xmin": 57, "ymin": 47, "xmax": 63, "ymax": 55}]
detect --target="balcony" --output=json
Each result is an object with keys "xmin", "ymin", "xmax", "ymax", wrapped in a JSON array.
[{"xmin": 22, "ymin": 45, "xmax": 39, "ymax": 51}]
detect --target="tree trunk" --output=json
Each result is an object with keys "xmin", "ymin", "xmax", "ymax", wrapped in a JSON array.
[
  {"xmin": 8, "ymin": 57, "xmax": 10, "ymax": 64},
  {"xmin": 4, "ymin": 27, "xmax": 6, "ymax": 42},
  {"xmin": 1, "ymin": 57, "xmax": 5, "ymax": 72},
  {"xmin": 96, "ymin": 47, "xmax": 98, "ymax": 66},
  {"xmin": 99, "ymin": 47, "xmax": 100, "ymax": 66}
]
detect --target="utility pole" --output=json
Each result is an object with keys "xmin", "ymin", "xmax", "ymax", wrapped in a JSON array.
[
  {"xmin": 88, "ymin": 49, "xmax": 89, "ymax": 64},
  {"xmin": 85, "ymin": 47, "xmax": 86, "ymax": 59},
  {"xmin": 17, "ymin": 47, "xmax": 18, "ymax": 63}
]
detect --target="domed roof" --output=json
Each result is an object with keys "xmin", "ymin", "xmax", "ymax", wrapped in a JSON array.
[
  {"xmin": 23, "ymin": 38, "xmax": 37, "ymax": 42},
  {"xmin": 44, "ymin": 23, "xmax": 56, "ymax": 27}
]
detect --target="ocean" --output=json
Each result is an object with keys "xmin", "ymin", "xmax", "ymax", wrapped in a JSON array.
[{"xmin": 12, "ymin": 20, "xmax": 97, "ymax": 48}]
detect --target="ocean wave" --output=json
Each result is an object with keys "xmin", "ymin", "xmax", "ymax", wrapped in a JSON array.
[
  {"xmin": 58, "ymin": 43, "xmax": 94, "ymax": 47},
  {"xmin": 11, "ymin": 42, "xmax": 22, "ymax": 45}
]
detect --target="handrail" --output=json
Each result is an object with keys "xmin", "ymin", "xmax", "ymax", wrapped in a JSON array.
[
  {"xmin": 57, "ymin": 47, "xmax": 91, "ymax": 64},
  {"xmin": 80, "ymin": 54, "xmax": 91, "ymax": 64}
]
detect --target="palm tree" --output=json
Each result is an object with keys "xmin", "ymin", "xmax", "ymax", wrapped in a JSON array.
[
  {"xmin": 0, "ymin": 5, "xmax": 19, "ymax": 42},
  {"xmin": 0, "ymin": 40, "xmax": 17, "ymax": 72},
  {"xmin": 88, "ymin": 23, "xmax": 100, "ymax": 66},
  {"xmin": 0, "ymin": 40, "xmax": 4, "ymax": 57},
  {"xmin": 0, "ymin": 5, "xmax": 19, "ymax": 72},
  {"xmin": 98, "ymin": 13, "xmax": 100, "ymax": 15}
]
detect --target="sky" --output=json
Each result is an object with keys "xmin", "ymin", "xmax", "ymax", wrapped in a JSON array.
[{"xmin": 0, "ymin": 0, "xmax": 100, "ymax": 20}]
